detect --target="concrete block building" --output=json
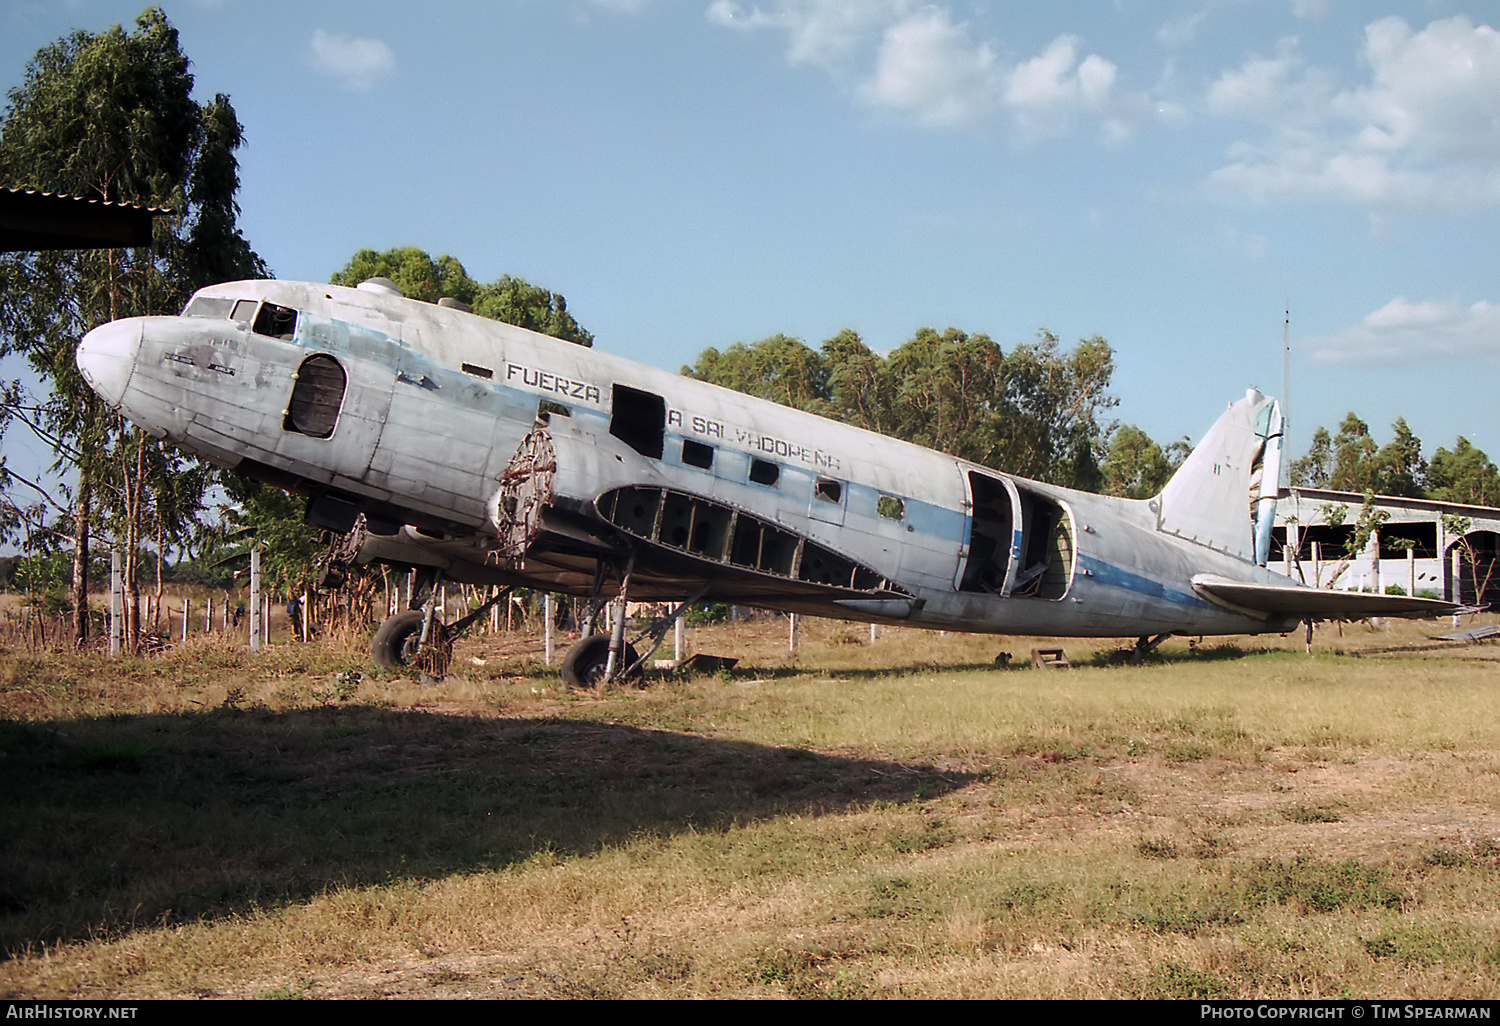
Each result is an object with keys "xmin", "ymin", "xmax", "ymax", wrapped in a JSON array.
[{"xmin": 1272, "ymin": 488, "xmax": 1500, "ymax": 608}]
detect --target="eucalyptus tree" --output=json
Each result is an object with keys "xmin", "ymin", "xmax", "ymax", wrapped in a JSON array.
[
  {"xmin": 330, "ymin": 248, "xmax": 594, "ymax": 346},
  {"xmin": 0, "ymin": 8, "xmax": 264, "ymax": 647},
  {"xmin": 687, "ymin": 325, "xmax": 1117, "ymax": 489}
]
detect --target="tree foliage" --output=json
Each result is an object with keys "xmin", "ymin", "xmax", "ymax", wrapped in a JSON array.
[
  {"xmin": 1290, "ymin": 414, "xmax": 1497, "ymax": 508},
  {"xmin": 0, "ymin": 8, "xmax": 264, "ymax": 647},
  {"xmin": 1101, "ymin": 424, "xmax": 1188, "ymax": 499},
  {"xmin": 1427, "ymin": 438, "xmax": 1500, "ymax": 507},
  {"xmin": 685, "ymin": 326, "xmax": 1118, "ymax": 488},
  {"xmin": 329, "ymin": 247, "xmax": 594, "ymax": 347}
]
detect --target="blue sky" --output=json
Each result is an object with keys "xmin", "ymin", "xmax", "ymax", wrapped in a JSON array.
[{"xmin": 3, "ymin": 0, "xmax": 1499, "ymax": 473}]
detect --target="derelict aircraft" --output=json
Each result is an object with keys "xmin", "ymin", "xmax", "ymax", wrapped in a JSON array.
[{"xmin": 75, "ymin": 277, "xmax": 1457, "ymax": 681}]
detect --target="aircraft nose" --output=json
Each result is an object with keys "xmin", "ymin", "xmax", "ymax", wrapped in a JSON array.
[{"xmin": 76, "ymin": 319, "xmax": 142, "ymax": 407}]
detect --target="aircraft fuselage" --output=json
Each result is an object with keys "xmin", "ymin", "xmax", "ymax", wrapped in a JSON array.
[{"xmin": 77, "ymin": 278, "xmax": 1305, "ymax": 639}]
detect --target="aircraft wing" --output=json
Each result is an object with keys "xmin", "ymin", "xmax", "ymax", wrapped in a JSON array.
[{"xmin": 1191, "ymin": 574, "xmax": 1460, "ymax": 620}]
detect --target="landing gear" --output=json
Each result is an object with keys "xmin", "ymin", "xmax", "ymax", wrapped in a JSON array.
[
  {"xmin": 559, "ymin": 634, "xmax": 643, "ymax": 688},
  {"xmin": 368, "ymin": 573, "xmax": 512, "ymax": 680},
  {"xmin": 1132, "ymin": 632, "xmax": 1173, "ymax": 664},
  {"xmin": 370, "ymin": 609, "xmax": 427, "ymax": 668}
]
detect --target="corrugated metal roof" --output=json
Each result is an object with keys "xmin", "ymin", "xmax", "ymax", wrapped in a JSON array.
[{"xmin": 0, "ymin": 187, "xmax": 173, "ymax": 252}]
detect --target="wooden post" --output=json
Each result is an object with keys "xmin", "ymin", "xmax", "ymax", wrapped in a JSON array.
[
  {"xmin": 674, "ymin": 609, "xmax": 685, "ymax": 662},
  {"xmin": 182, "ymin": 598, "xmax": 190, "ymax": 642},
  {"xmin": 1452, "ymin": 547, "xmax": 1464, "ymax": 625},
  {"xmin": 544, "ymin": 592, "xmax": 555, "ymax": 665},
  {"xmin": 788, "ymin": 612, "xmax": 799, "ymax": 652},
  {"xmin": 109, "ymin": 550, "xmax": 122, "ymax": 657},
  {"xmin": 248, "ymin": 548, "xmax": 261, "ymax": 653}
]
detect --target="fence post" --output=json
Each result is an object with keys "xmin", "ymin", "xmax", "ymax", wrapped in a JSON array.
[
  {"xmin": 544, "ymin": 592, "xmax": 555, "ymax": 665},
  {"xmin": 248, "ymin": 547, "xmax": 261, "ymax": 653},
  {"xmin": 109, "ymin": 550, "xmax": 122, "ymax": 657}
]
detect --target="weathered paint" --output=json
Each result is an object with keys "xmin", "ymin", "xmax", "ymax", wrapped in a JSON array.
[{"xmin": 77, "ymin": 278, "xmax": 1456, "ymax": 641}]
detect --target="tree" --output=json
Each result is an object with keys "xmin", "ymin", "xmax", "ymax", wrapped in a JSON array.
[
  {"xmin": 1427, "ymin": 438, "xmax": 1500, "ymax": 507},
  {"xmin": 684, "ymin": 335, "xmax": 831, "ymax": 414},
  {"xmin": 1291, "ymin": 415, "xmax": 1427, "ymax": 499},
  {"xmin": 820, "ymin": 329, "xmax": 892, "ymax": 434},
  {"xmin": 329, "ymin": 248, "xmax": 593, "ymax": 346},
  {"xmin": 1290, "ymin": 426, "xmax": 1332, "ymax": 488},
  {"xmin": 0, "ymin": 8, "xmax": 265, "ymax": 648},
  {"xmin": 1101, "ymin": 424, "xmax": 1182, "ymax": 499},
  {"xmin": 327, "ymin": 247, "xmax": 475, "ymax": 307},
  {"xmin": 687, "ymin": 325, "xmax": 1117, "ymax": 490},
  {"xmin": 1371, "ymin": 417, "xmax": 1426, "ymax": 498},
  {"xmin": 994, "ymin": 330, "xmax": 1115, "ymax": 489},
  {"xmin": 1327, "ymin": 413, "xmax": 1378, "ymax": 493}
]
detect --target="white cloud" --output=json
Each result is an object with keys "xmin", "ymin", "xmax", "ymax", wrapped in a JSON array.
[
  {"xmin": 1310, "ymin": 297, "xmax": 1500, "ymax": 364},
  {"xmin": 1291, "ymin": 0, "xmax": 1331, "ymax": 21},
  {"xmin": 860, "ymin": 7, "xmax": 1000, "ymax": 128},
  {"xmin": 1205, "ymin": 17, "xmax": 1500, "ymax": 211},
  {"xmin": 706, "ymin": 1, "xmax": 1154, "ymax": 139},
  {"xmin": 1004, "ymin": 35, "xmax": 1120, "ymax": 137},
  {"xmin": 706, "ymin": 0, "xmax": 910, "ymax": 70},
  {"xmin": 1157, "ymin": 8, "xmax": 1211, "ymax": 49},
  {"xmin": 307, "ymin": 29, "xmax": 396, "ymax": 90}
]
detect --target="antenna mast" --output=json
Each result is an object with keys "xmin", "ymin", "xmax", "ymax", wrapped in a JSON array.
[{"xmin": 1282, "ymin": 306, "xmax": 1290, "ymax": 480}]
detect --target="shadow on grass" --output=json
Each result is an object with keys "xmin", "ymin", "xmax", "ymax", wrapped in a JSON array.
[{"xmin": 0, "ymin": 705, "xmax": 970, "ymax": 957}]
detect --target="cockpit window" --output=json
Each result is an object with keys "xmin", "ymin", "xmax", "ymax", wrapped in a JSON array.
[
  {"xmin": 182, "ymin": 296, "xmax": 234, "ymax": 319},
  {"xmin": 230, "ymin": 299, "xmax": 258, "ymax": 324},
  {"xmin": 253, "ymin": 303, "xmax": 299, "ymax": 340}
]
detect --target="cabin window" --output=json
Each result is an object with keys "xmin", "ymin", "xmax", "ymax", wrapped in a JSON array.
[
  {"xmin": 610, "ymin": 384, "xmax": 666, "ymax": 460},
  {"xmin": 682, "ymin": 439, "xmax": 714, "ymax": 469},
  {"xmin": 461, "ymin": 363, "xmax": 494, "ymax": 379},
  {"xmin": 183, "ymin": 296, "xmax": 233, "ymax": 319},
  {"xmin": 252, "ymin": 302, "xmax": 299, "ymax": 340},
  {"xmin": 537, "ymin": 399, "xmax": 571, "ymax": 420},
  {"xmin": 749, "ymin": 459, "xmax": 779, "ymax": 487},
  {"xmin": 814, "ymin": 478, "xmax": 842, "ymax": 504},
  {"xmin": 877, "ymin": 495, "xmax": 905, "ymax": 521},
  {"xmin": 284, "ymin": 355, "xmax": 346, "ymax": 438}
]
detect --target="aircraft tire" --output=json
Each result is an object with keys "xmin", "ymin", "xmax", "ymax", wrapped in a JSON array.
[
  {"xmin": 370, "ymin": 610, "xmax": 427, "ymax": 669},
  {"xmin": 560, "ymin": 635, "xmax": 642, "ymax": 687}
]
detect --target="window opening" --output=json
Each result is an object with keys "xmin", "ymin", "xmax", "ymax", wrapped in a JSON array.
[
  {"xmin": 230, "ymin": 299, "xmax": 258, "ymax": 325},
  {"xmin": 877, "ymin": 495, "xmax": 905, "ymax": 521},
  {"xmin": 814, "ymin": 478, "xmax": 842, "ymax": 504},
  {"xmin": 253, "ymin": 302, "xmax": 299, "ymax": 339},
  {"xmin": 749, "ymin": 459, "xmax": 779, "ymax": 487},
  {"xmin": 609, "ymin": 384, "xmax": 666, "ymax": 459},
  {"xmin": 682, "ymin": 439, "xmax": 714, "ymax": 469}
]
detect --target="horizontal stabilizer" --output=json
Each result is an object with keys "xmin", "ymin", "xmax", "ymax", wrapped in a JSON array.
[{"xmin": 1192, "ymin": 574, "xmax": 1460, "ymax": 620}]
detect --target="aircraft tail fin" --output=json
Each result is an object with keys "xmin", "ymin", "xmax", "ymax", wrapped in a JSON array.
[{"xmin": 1155, "ymin": 389, "xmax": 1282, "ymax": 563}]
